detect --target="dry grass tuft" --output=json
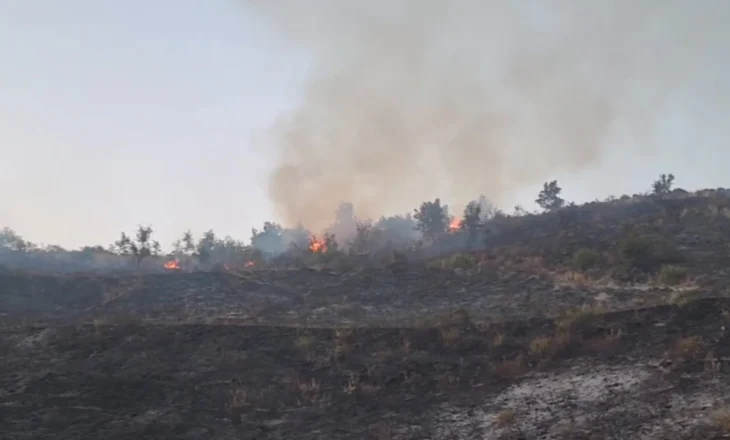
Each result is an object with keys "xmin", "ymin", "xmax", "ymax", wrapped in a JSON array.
[
  {"xmin": 555, "ymin": 304, "xmax": 606, "ymax": 333},
  {"xmin": 375, "ymin": 423, "xmax": 392, "ymax": 440},
  {"xmin": 297, "ymin": 377, "xmax": 323, "ymax": 404},
  {"xmin": 92, "ymin": 317, "xmax": 107, "ymax": 335},
  {"xmin": 492, "ymin": 332, "xmax": 505, "ymax": 348},
  {"xmin": 229, "ymin": 386, "xmax": 248, "ymax": 410},
  {"xmin": 494, "ymin": 356, "xmax": 527, "ymax": 380},
  {"xmin": 554, "ymin": 270, "xmax": 593, "ymax": 288},
  {"xmin": 437, "ymin": 373, "xmax": 459, "ymax": 390},
  {"xmin": 709, "ymin": 407, "xmax": 730, "ymax": 432},
  {"xmin": 333, "ymin": 328, "xmax": 354, "ymax": 359},
  {"xmin": 295, "ymin": 334, "xmax": 314, "ymax": 354},
  {"xmin": 658, "ymin": 265, "xmax": 689, "ymax": 286},
  {"xmin": 667, "ymin": 336, "xmax": 702, "ymax": 363},
  {"xmin": 529, "ymin": 332, "xmax": 571, "ymax": 359},
  {"xmin": 529, "ymin": 335, "xmax": 553, "ymax": 357},
  {"xmin": 439, "ymin": 326, "xmax": 461, "ymax": 346},
  {"xmin": 669, "ymin": 289, "xmax": 700, "ymax": 307},
  {"xmin": 582, "ymin": 328, "xmax": 622, "ymax": 353},
  {"xmin": 226, "ymin": 385, "xmax": 250, "ymax": 423},
  {"xmin": 401, "ymin": 337, "xmax": 412, "ymax": 355},
  {"xmin": 345, "ymin": 374, "xmax": 380, "ymax": 397},
  {"xmin": 495, "ymin": 408, "xmax": 516, "ymax": 428}
]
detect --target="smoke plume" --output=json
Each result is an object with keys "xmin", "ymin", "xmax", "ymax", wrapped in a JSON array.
[{"xmin": 246, "ymin": 0, "xmax": 729, "ymax": 231}]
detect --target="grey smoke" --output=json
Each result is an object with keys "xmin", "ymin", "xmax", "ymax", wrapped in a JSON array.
[{"xmin": 246, "ymin": 0, "xmax": 730, "ymax": 231}]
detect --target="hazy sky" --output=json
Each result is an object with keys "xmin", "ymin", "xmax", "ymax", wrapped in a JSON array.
[{"xmin": 2, "ymin": 1, "xmax": 729, "ymax": 250}]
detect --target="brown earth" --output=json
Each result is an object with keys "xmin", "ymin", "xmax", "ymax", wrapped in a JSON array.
[{"xmin": 2, "ymin": 192, "xmax": 730, "ymax": 439}]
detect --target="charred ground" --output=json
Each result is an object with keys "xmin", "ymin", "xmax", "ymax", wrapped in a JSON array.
[{"xmin": 3, "ymin": 191, "xmax": 730, "ymax": 439}]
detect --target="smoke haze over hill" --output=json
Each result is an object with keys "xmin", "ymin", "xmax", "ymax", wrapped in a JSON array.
[{"xmin": 246, "ymin": 0, "xmax": 730, "ymax": 230}]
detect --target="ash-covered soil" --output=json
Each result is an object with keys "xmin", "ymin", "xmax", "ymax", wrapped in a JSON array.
[
  {"xmin": 2, "ymin": 299, "xmax": 730, "ymax": 439},
  {"xmin": 3, "ymin": 193, "xmax": 730, "ymax": 439},
  {"xmin": 0, "ymin": 262, "xmax": 723, "ymax": 332}
]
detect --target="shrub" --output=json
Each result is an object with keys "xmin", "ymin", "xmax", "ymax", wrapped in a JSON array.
[
  {"xmin": 440, "ymin": 252, "xmax": 477, "ymax": 270},
  {"xmin": 659, "ymin": 265, "xmax": 688, "ymax": 285},
  {"xmin": 618, "ymin": 234, "xmax": 653, "ymax": 270},
  {"xmin": 572, "ymin": 248, "xmax": 600, "ymax": 271},
  {"xmin": 389, "ymin": 250, "xmax": 409, "ymax": 265},
  {"xmin": 618, "ymin": 234, "xmax": 682, "ymax": 271},
  {"xmin": 652, "ymin": 239, "xmax": 684, "ymax": 265}
]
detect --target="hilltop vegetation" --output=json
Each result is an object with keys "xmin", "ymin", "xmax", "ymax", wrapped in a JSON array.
[{"xmin": 1, "ymin": 172, "xmax": 725, "ymax": 275}]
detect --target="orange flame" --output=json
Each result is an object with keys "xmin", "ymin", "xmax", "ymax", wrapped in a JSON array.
[
  {"xmin": 449, "ymin": 218, "xmax": 462, "ymax": 231},
  {"xmin": 164, "ymin": 259, "xmax": 181, "ymax": 270},
  {"xmin": 244, "ymin": 261, "xmax": 255, "ymax": 268},
  {"xmin": 309, "ymin": 236, "xmax": 327, "ymax": 253}
]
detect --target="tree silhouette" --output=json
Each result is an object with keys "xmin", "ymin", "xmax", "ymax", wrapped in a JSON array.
[
  {"xmin": 195, "ymin": 230, "xmax": 218, "ymax": 265},
  {"xmin": 652, "ymin": 173, "xmax": 675, "ymax": 195},
  {"xmin": 460, "ymin": 200, "xmax": 482, "ymax": 247},
  {"xmin": 536, "ymin": 180, "xmax": 565, "ymax": 212},
  {"xmin": 414, "ymin": 198, "xmax": 449, "ymax": 240},
  {"xmin": 0, "ymin": 227, "xmax": 29, "ymax": 251},
  {"xmin": 251, "ymin": 222, "xmax": 286, "ymax": 256},
  {"xmin": 114, "ymin": 225, "xmax": 160, "ymax": 267},
  {"xmin": 375, "ymin": 214, "xmax": 419, "ymax": 246},
  {"xmin": 171, "ymin": 230, "xmax": 196, "ymax": 257}
]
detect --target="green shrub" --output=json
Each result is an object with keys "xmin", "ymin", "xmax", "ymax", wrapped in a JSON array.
[
  {"xmin": 619, "ymin": 234, "xmax": 653, "ymax": 270},
  {"xmin": 441, "ymin": 252, "xmax": 477, "ymax": 270},
  {"xmin": 619, "ymin": 234, "xmax": 682, "ymax": 271},
  {"xmin": 652, "ymin": 239, "xmax": 684, "ymax": 265},
  {"xmin": 659, "ymin": 265, "xmax": 688, "ymax": 285},
  {"xmin": 572, "ymin": 248, "xmax": 600, "ymax": 271}
]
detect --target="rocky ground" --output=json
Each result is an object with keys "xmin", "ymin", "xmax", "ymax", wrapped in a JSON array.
[{"xmin": 2, "ymin": 192, "xmax": 730, "ymax": 439}]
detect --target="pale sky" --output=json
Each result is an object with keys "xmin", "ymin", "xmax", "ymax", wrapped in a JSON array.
[{"xmin": 2, "ymin": 1, "xmax": 729, "ymax": 250}]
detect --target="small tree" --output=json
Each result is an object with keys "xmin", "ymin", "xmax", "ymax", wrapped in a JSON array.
[
  {"xmin": 414, "ymin": 198, "xmax": 449, "ymax": 240},
  {"xmin": 536, "ymin": 180, "xmax": 565, "ymax": 212},
  {"xmin": 0, "ymin": 227, "xmax": 29, "ymax": 251},
  {"xmin": 114, "ymin": 225, "xmax": 161, "ymax": 267},
  {"xmin": 349, "ymin": 221, "xmax": 381, "ymax": 254},
  {"xmin": 461, "ymin": 201, "xmax": 482, "ymax": 231},
  {"xmin": 281, "ymin": 223, "xmax": 311, "ymax": 250},
  {"xmin": 652, "ymin": 173, "xmax": 675, "ymax": 195},
  {"xmin": 196, "ymin": 229, "xmax": 218, "ymax": 266},
  {"xmin": 513, "ymin": 205, "xmax": 528, "ymax": 216},
  {"xmin": 461, "ymin": 201, "xmax": 482, "ymax": 247},
  {"xmin": 323, "ymin": 233, "xmax": 339, "ymax": 254},
  {"xmin": 376, "ymin": 214, "xmax": 419, "ymax": 245},
  {"xmin": 250, "ymin": 222, "xmax": 286, "ymax": 256},
  {"xmin": 171, "ymin": 230, "xmax": 196, "ymax": 257},
  {"xmin": 476, "ymin": 195, "xmax": 495, "ymax": 220},
  {"xmin": 334, "ymin": 202, "xmax": 355, "ymax": 225}
]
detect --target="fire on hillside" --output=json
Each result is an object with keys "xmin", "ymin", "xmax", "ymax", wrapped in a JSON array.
[
  {"xmin": 449, "ymin": 218, "xmax": 462, "ymax": 232},
  {"xmin": 164, "ymin": 259, "xmax": 181, "ymax": 270},
  {"xmin": 309, "ymin": 236, "xmax": 327, "ymax": 253},
  {"xmin": 164, "ymin": 259, "xmax": 257, "ymax": 271},
  {"xmin": 224, "ymin": 261, "xmax": 257, "ymax": 270}
]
